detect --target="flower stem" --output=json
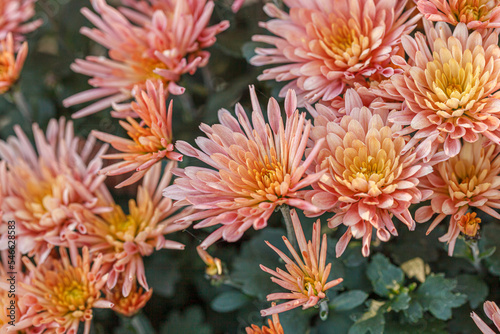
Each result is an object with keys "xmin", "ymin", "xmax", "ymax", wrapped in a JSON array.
[
  {"xmin": 280, "ymin": 204, "xmax": 297, "ymax": 250},
  {"xmin": 467, "ymin": 239, "xmax": 482, "ymax": 272},
  {"xmin": 12, "ymin": 89, "xmax": 32, "ymax": 124}
]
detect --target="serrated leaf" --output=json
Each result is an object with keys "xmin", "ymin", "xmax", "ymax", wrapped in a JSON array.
[
  {"xmin": 211, "ymin": 290, "xmax": 250, "ymax": 313},
  {"xmin": 414, "ymin": 274, "xmax": 467, "ymax": 320},
  {"xmin": 161, "ymin": 306, "xmax": 212, "ymax": 334},
  {"xmin": 331, "ymin": 290, "xmax": 368, "ymax": 311},
  {"xmin": 455, "ymin": 274, "xmax": 489, "ymax": 309},
  {"xmin": 403, "ymin": 300, "xmax": 424, "ymax": 323},
  {"xmin": 367, "ymin": 254, "xmax": 404, "ymax": 297},
  {"xmin": 349, "ymin": 300, "xmax": 386, "ymax": 334}
]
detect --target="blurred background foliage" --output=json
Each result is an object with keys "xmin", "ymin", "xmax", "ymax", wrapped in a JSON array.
[{"xmin": 1, "ymin": 0, "xmax": 499, "ymax": 333}]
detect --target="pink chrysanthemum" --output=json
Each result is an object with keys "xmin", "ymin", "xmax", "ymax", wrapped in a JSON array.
[
  {"xmin": 65, "ymin": 162, "xmax": 191, "ymax": 297},
  {"xmin": 472, "ymin": 301, "xmax": 500, "ymax": 334},
  {"xmin": 250, "ymin": 0, "xmax": 420, "ymax": 106},
  {"xmin": 0, "ymin": 118, "xmax": 111, "ymax": 260},
  {"xmin": 63, "ymin": 0, "xmax": 229, "ymax": 118},
  {"xmin": 163, "ymin": 86, "xmax": 326, "ymax": 249},
  {"xmin": 92, "ymin": 80, "xmax": 183, "ymax": 188},
  {"xmin": 306, "ymin": 89, "xmax": 432, "ymax": 257},
  {"xmin": 11, "ymin": 245, "xmax": 113, "ymax": 334},
  {"xmin": 417, "ymin": 0, "xmax": 500, "ymax": 29},
  {"xmin": 415, "ymin": 136, "xmax": 500, "ymax": 255},
  {"xmin": 384, "ymin": 22, "xmax": 500, "ymax": 159},
  {"xmin": 260, "ymin": 209, "xmax": 343, "ymax": 316},
  {"xmin": 0, "ymin": 33, "xmax": 28, "ymax": 94},
  {"xmin": 0, "ymin": 0, "xmax": 42, "ymax": 47}
]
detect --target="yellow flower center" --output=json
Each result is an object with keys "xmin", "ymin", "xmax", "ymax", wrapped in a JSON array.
[
  {"xmin": 425, "ymin": 36, "xmax": 486, "ymax": 117},
  {"xmin": 48, "ymin": 268, "xmax": 94, "ymax": 315},
  {"xmin": 248, "ymin": 151, "xmax": 290, "ymax": 200},
  {"xmin": 454, "ymin": 0, "xmax": 497, "ymax": 21},
  {"xmin": 318, "ymin": 18, "xmax": 370, "ymax": 68}
]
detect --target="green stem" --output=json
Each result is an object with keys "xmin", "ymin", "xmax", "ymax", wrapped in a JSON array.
[
  {"xmin": 280, "ymin": 204, "xmax": 297, "ymax": 250},
  {"xmin": 467, "ymin": 240, "xmax": 482, "ymax": 272},
  {"xmin": 12, "ymin": 89, "xmax": 32, "ymax": 124},
  {"xmin": 319, "ymin": 299, "xmax": 329, "ymax": 321}
]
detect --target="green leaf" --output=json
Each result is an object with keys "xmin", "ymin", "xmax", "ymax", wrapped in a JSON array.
[
  {"xmin": 115, "ymin": 313, "xmax": 155, "ymax": 334},
  {"xmin": 210, "ymin": 290, "xmax": 250, "ymax": 313},
  {"xmin": 384, "ymin": 317, "xmax": 448, "ymax": 334},
  {"xmin": 349, "ymin": 300, "xmax": 386, "ymax": 334},
  {"xmin": 455, "ymin": 274, "xmax": 489, "ymax": 309},
  {"xmin": 400, "ymin": 258, "xmax": 429, "ymax": 283},
  {"xmin": 231, "ymin": 228, "xmax": 286, "ymax": 300},
  {"xmin": 144, "ymin": 251, "xmax": 181, "ymax": 298},
  {"xmin": 331, "ymin": 290, "xmax": 368, "ymax": 312},
  {"xmin": 366, "ymin": 254, "xmax": 404, "ymax": 297},
  {"xmin": 414, "ymin": 274, "xmax": 467, "ymax": 320},
  {"xmin": 403, "ymin": 300, "xmax": 424, "ymax": 323},
  {"xmin": 161, "ymin": 306, "xmax": 212, "ymax": 334},
  {"xmin": 482, "ymin": 224, "xmax": 500, "ymax": 276},
  {"xmin": 278, "ymin": 306, "xmax": 311, "ymax": 334},
  {"xmin": 479, "ymin": 246, "xmax": 496, "ymax": 260},
  {"xmin": 388, "ymin": 290, "xmax": 411, "ymax": 312}
]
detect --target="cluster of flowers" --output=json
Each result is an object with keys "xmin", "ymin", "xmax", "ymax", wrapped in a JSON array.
[{"xmin": 2, "ymin": 0, "xmax": 500, "ymax": 332}]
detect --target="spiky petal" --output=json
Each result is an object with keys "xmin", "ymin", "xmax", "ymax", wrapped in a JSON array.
[
  {"xmin": 260, "ymin": 209, "xmax": 343, "ymax": 316},
  {"xmin": 163, "ymin": 86, "xmax": 326, "ymax": 249}
]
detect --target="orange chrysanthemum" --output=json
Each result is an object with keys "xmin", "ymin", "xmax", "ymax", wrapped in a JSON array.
[
  {"xmin": 0, "ymin": 118, "xmax": 111, "ymax": 260},
  {"xmin": 105, "ymin": 277, "xmax": 153, "ymax": 317},
  {"xmin": 93, "ymin": 80, "xmax": 183, "ymax": 188},
  {"xmin": 63, "ymin": 0, "xmax": 229, "ymax": 118},
  {"xmin": 13, "ymin": 245, "xmax": 113, "ymax": 334},
  {"xmin": 472, "ymin": 301, "xmax": 500, "ymax": 334},
  {"xmin": 457, "ymin": 211, "xmax": 481, "ymax": 237},
  {"xmin": 415, "ymin": 136, "xmax": 500, "ymax": 255},
  {"xmin": 0, "ymin": 0, "xmax": 42, "ymax": 46},
  {"xmin": 306, "ymin": 89, "xmax": 432, "ymax": 257},
  {"xmin": 66, "ymin": 163, "xmax": 191, "ymax": 297},
  {"xmin": 0, "ymin": 33, "xmax": 27, "ymax": 94},
  {"xmin": 260, "ymin": 209, "xmax": 343, "ymax": 316},
  {"xmin": 163, "ymin": 86, "xmax": 326, "ymax": 249},
  {"xmin": 384, "ymin": 22, "xmax": 500, "ymax": 159},
  {"xmin": 250, "ymin": 0, "xmax": 419, "ymax": 106},
  {"xmin": 246, "ymin": 303, "xmax": 284, "ymax": 334},
  {"xmin": 417, "ymin": 0, "xmax": 500, "ymax": 29}
]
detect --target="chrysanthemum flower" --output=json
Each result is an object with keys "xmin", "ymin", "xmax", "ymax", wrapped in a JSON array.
[
  {"xmin": 306, "ymin": 89, "xmax": 432, "ymax": 257},
  {"xmin": 246, "ymin": 303, "xmax": 284, "ymax": 334},
  {"xmin": 260, "ymin": 209, "xmax": 343, "ymax": 316},
  {"xmin": 92, "ymin": 80, "xmax": 183, "ymax": 188},
  {"xmin": 0, "ymin": 33, "xmax": 28, "ymax": 94},
  {"xmin": 415, "ymin": 136, "xmax": 500, "ymax": 255},
  {"xmin": 197, "ymin": 245, "xmax": 223, "ymax": 277},
  {"xmin": 417, "ymin": 0, "xmax": 500, "ymax": 29},
  {"xmin": 66, "ymin": 162, "xmax": 191, "ymax": 297},
  {"xmin": 13, "ymin": 245, "xmax": 113, "ymax": 334},
  {"xmin": 0, "ymin": 118, "xmax": 111, "ymax": 261},
  {"xmin": 105, "ymin": 277, "xmax": 153, "ymax": 317},
  {"xmin": 63, "ymin": 0, "xmax": 229, "ymax": 118},
  {"xmin": 457, "ymin": 211, "xmax": 481, "ymax": 237},
  {"xmin": 250, "ymin": 0, "xmax": 420, "ymax": 105},
  {"xmin": 385, "ymin": 22, "xmax": 500, "ymax": 159},
  {"xmin": 163, "ymin": 86, "xmax": 326, "ymax": 248},
  {"xmin": 0, "ymin": 0, "xmax": 42, "ymax": 46},
  {"xmin": 472, "ymin": 301, "xmax": 500, "ymax": 334}
]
